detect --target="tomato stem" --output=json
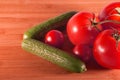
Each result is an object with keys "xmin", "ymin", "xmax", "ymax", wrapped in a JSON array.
[
  {"xmin": 97, "ymin": 20, "xmax": 120, "ymax": 25},
  {"xmin": 91, "ymin": 22, "xmax": 101, "ymax": 32},
  {"xmin": 112, "ymin": 29, "xmax": 120, "ymax": 48},
  {"xmin": 92, "ymin": 19, "xmax": 120, "ymax": 32},
  {"xmin": 89, "ymin": 16, "xmax": 101, "ymax": 32},
  {"xmin": 94, "ymin": 25, "xmax": 101, "ymax": 32}
]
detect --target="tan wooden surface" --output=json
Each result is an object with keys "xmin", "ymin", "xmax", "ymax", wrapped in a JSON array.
[{"xmin": 0, "ymin": 0, "xmax": 120, "ymax": 80}]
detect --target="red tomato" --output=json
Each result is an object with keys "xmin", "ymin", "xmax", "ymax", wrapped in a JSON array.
[
  {"xmin": 93, "ymin": 29, "xmax": 120, "ymax": 69},
  {"xmin": 67, "ymin": 12, "xmax": 102, "ymax": 46},
  {"xmin": 45, "ymin": 30, "xmax": 64, "ymax": 48},
  {"xmin": 99, "ymin": 2, "xmax": 120, "ymax": 30},
  {"xmin": 73, "ymin": 44, "xmax": 92, "ymax": 62}
]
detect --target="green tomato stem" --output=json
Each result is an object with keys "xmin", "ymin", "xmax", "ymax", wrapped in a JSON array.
[
  {"xmin": 96, "ymin": 20, "xmax": 120, "ymax": 25},
  {"xmin": 112, "ymin": 30, "xmax": 120, "ymax": 48}
]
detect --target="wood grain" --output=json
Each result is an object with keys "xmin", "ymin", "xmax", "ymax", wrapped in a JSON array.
[{"xmin": 0, "ymin": 0, "xmax": 120, "ymax": 80}]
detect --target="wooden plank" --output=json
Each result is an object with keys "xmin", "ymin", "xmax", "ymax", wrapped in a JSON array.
[{"xmin": 0, "ymin": 0, "xmax": 120, "ymax": 80}]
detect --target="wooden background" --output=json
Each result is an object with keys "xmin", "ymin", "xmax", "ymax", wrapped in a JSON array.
[{"xmin": 0, "ymin": 0, "xmax": 120, "ymax": 80}]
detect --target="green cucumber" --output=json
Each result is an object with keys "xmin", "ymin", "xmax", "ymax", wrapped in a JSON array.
[
  {"xmin": 22, "ymin": 11, "xmax": 87, "ymax": 72},
  {"xmin": 23, "ymin": 11, "xmax": 77, "ymax": 39},
  {"xmin": 22, "ymin": 39, "xmax": 87, "ymax": 72}
]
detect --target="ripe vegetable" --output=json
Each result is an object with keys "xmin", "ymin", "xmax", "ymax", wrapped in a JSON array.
[
  {"xmin": 45, "ymin": 30, "xmax": 64, "ymax": 48},
  {"xmin": 23, "ymin": 11, "xmax": 77, "ymax": 39},
  {"xmin": 93, "ymin": 29, "xmax": 120, "ymax": 69},
  {"xmin": 73, "ymin": 44, "xmax": 92, "ymax": 62},
  {"xmin": 99, "ymin": 2, "xmax": 120, "ymax": 30},
  {"xmin": 22, "ymin": 11, "xmax": 87, "ymax": 73},
  {"xmin": 67, "ymin": 12, "xmax": 102, "ymax": 46}
]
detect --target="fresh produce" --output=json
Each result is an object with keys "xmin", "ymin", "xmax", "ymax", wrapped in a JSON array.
[
  {"xmin": 22, "ymin": 2, "xmax": 120, "ymax": 72},
  {"xmin": 93, "ymin": 29, "xmax": 120, "ymax": 69},
  {"xmin": 22, "ymin": 11, "xmax": 87, "ymax": 73},
  {"xmin": 73, "ymin": 44, "xmax": 92, "ymax": 62},
  {"xmin": 23, "ymin": 11, "xmax": 77, "ymax": 39},
  {"xmin": 45, "ymin": 30, "xmax": 64, "ymax": 48},
  {"xmin": 67, "ymin": 12, "xmax": 102, "ymax": 46},
  {"xmin": 22, "ymin": 39, "xmax": 86, "ymax": 72},
  {"xmin": 99, "ymin": 2, "xmax": 120, "ymax": 30}
]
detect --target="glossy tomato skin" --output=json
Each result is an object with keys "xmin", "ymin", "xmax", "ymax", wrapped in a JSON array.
[
  {"xmin": 73, "ymin": 44, "xmax": 92, "ymax": 62},
  {"xmin": 99, "ymin": 2, "xmax": 120, "ymax": 30},
  {"xmin": 67, "ymin": 12, "xmax": 101, "ymax": 46},
  {"xmin": 45, "ymin": 30, "xmax": 64, "ymax": 48},
  {"xmin": 93, "ymin": 29, "xmax": 120, "ymax": 69},
  {"xmin": 105, "ymin": 14, "xmax": 120, "ymax": 30}
]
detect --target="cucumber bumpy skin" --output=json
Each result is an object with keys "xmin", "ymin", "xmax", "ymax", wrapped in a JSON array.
[
  {"xmin": 22, "ymin": 39, "xmax": 87, "ymax": 72},
  {"xmin": 23, "ymin": 11, "xmax": 77, "ymax": 39},
  {"xmin": 22, "ymin": 11, "xmax": 87, "ymax": 73}
]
